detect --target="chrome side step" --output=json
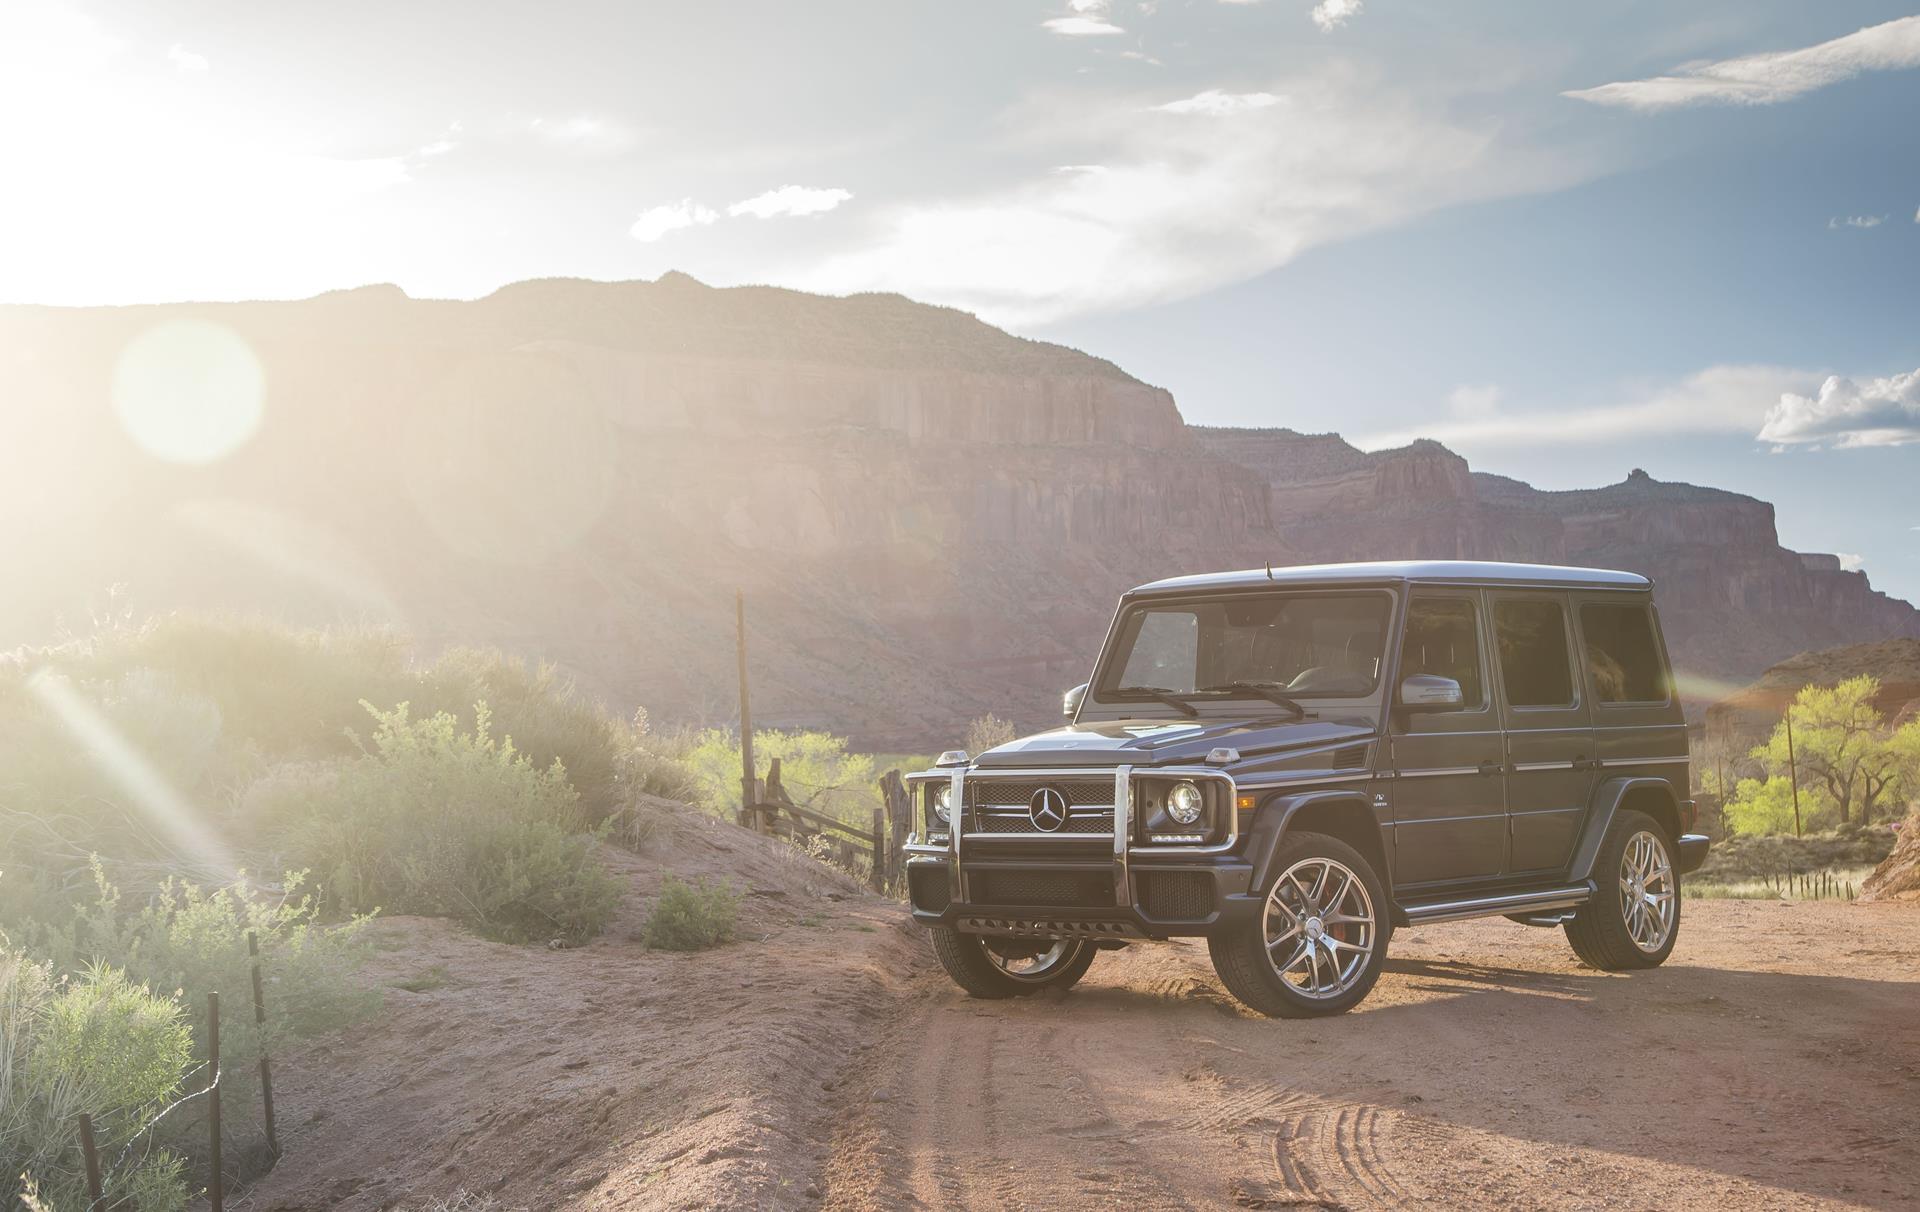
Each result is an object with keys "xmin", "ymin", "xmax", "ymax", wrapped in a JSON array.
[{"xmin": 1401, "ymin": 884, "xmax": 1591, "ymax": 926}]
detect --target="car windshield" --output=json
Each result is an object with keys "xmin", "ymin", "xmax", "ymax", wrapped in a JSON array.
[{"xmin": 1097, "ymin": 592, "xmax": 1391, "ymax": 705}]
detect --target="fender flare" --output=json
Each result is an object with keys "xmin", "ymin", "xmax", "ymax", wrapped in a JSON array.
[
  {"xmin": 1244, "ymin": 789, "xmax": 1384, "ymax": 894},
  {"xmin": 1569, "ymin": 776, "xmax": 1677, "ymax": 882}
]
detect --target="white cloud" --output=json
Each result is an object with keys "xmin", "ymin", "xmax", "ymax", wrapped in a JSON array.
[
  {"xmin": 794, "ymin": 66, "xmax": 1580, "ymax": 325},
  {"xmin": 1044, "ymin": 16, "xmax": 1126, "ymax": 36},
  {"xmin": 166, "ymin": 42, "xmax": 208, "ymax": 72},
  {"xmin": 727, "ymin": 185, "xmax": 853, "ymax": 219},
  {"xmin": 1828, "ymin": 214, "xmax": 1884, "ymax": 229},
  {"xmin": 1311, "ymin": 0, "xmax": 1363, "ymax": 33},
  {"xmin": 1566, "ymin": 15, "xmax": 1920, "ymax": 111},
  {"xmin": 523, "ymin": 114, "xmax": 637, "ymax": 155},
  {"xmin": 1359, "ymin": 365, "xmax": 1821, "ymax": 451},
  {"xmin": 1068, "ymin": 0, "xmax": 1112, "ymax": 12},
  {"xmin": 1836, "ymin": 553, "xmax": 1867, "ymax": 572},
  {"xmin": 629, "ymin": 199, "xmax": 718, "ymax": 242},
  {"xmin": 1758, "ymin": 368, "xmax": 1920, "ymax": 449},
  {"xmin": 1913, "ymin": 205, "xmax": 1919, "ymax": 223},
  {"xmin": 1153, "ymin": 89, "xmax": 1281, "ymax": 116}
]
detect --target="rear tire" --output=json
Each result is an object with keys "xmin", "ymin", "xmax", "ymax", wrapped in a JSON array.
[
  {"xmin": 1208, "ymin": 831, "xmax": 1391, "ymax": 1018},
  {"xmin": 1564, "ymin": 809, "xmax": 1680, "ymax": 970},
  {"xmin": 929, "ymin": 928, "xmax": 1097, "ymax": 999}
]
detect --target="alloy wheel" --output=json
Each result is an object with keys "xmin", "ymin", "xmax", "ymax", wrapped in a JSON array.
[
  {"xmin": 982, "ymin": 938, "xmax": 1075, "ymax": 981},
  {"xmin": 1263, "ymin": 857, "xmax": 1378, "ymax": 999},
  {"xmin": 1619, "ymin": 830, "xmax": 1675, "ymax": 952}
]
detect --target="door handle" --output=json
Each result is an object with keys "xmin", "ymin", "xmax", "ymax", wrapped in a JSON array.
[
  {"xmin": 1571, "ymin": 756, "xmax": 1594, "ymax": 771},
  {"xmin": 1478, "ymin": 760, "xmax": 1505, "ymax": 777}
]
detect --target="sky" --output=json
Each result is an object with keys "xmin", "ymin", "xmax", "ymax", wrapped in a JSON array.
[{"xmin": 4, "ymin": 0, "xmax": 1917, "ymax": 599}]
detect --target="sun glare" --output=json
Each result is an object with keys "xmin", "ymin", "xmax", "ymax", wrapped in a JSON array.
[
  {"xmin": 25, "ymin": 669, "xmax": 237, "ymax": 878},
  {"xmin": 111, "ymin": 319, "xmax": 265, "ymax": 464}
]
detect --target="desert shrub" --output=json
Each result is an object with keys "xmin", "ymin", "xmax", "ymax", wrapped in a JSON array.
[
  {"xmin": 1689, "ymin": 824, "xmax": 1896, "ymax": 886},
  {"xmin": 1, "ymin": 949, "xmax": 192, "ymax": 1212},
  {"xmin": 642, "ymin": 876, "xmax": 739, "ymax": 951},
  {"xmin": 37, "ymin": 861, "xmax": 378, "ymax": 1048},
  {"xmin": 287, "ymin": 702, "xmax": 622, "ymax": 943}
]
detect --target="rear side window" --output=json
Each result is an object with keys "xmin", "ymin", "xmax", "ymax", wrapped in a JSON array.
[
  {"xmin": 1581, "ymin": 603, "xmax": 1668, "ymax": 703},
  {"xmin": 1398, "ymin": 597, "xmax": 1484, "ymax": 707},
  {"xmin": 1493, "ymin": 599, "xmax": 1575, "ymax": 708}
]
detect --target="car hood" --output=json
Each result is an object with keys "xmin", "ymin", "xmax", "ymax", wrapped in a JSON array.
[{"xmin": 971, "ymin": 715, "xmax": 1378, "ymax": 769}]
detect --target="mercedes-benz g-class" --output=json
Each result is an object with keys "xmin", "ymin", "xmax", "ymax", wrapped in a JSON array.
[{"xmin": 904, "ymin": 561, "xmax": 1710, "ymax": 1017}]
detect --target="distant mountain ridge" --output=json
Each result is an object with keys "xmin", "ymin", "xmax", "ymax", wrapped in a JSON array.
[{"xmin": 3, "ymin": 276, "xmax": 1914, "ymax": 747}]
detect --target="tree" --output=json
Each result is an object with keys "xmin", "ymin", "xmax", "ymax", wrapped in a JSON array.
[
  {"xmin": 682, "ymin": 728, "xmax": 879, "ymax": 824},
  {"xmin": 964, "ymin": 713, "xmax": 1017, "ymax": 757},
  {"xmin": 1747, "ymin": 677, "xmax": 1907, "ymax": 826}
]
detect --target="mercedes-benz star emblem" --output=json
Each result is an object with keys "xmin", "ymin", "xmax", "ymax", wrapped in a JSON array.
[{"xmin": 1029, "ymin": 786, "xmax": 1069, "ymax": 832}]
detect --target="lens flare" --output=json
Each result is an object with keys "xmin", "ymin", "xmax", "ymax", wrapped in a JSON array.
[
  {"xmin": 26, "ymin": 669, "xmax": 236, "ymax": 878},
  {"xmin": 112, "ymin": 319, "xmax": 264, "ymax": 463}
]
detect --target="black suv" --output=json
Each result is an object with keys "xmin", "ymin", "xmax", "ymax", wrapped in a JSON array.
[{"xmin": 905, "ymin": 561, "xmax": 1710, "ymax": 1017}]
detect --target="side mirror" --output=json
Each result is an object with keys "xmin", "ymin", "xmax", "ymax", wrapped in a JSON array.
[
  {"xmin": 1063, "ymin": 683, "xmax": 1089, "ymax": 719},
  {"xmin": 1400, "ymin": 674, "xmax": 1464, "ymax": 712}
]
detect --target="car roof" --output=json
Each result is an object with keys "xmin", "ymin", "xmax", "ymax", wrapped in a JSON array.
[{"xmin": 1128, "ymin": 560, "xmax": 1652, "ymax": 597}]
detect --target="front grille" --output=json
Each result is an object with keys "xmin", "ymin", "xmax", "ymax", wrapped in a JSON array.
[
  {"xmin": 966, "ymin": 778, "xmax": 1113, "ymax": 808},
  {"xmin": 1138, "ymin": 871, "xmax": 1214, "ymax": 920},
  {"xmin": 974, "ymin": 811, "xmax": 1113, "ymax": 835},
  {"xmin": 908, "ymin": 867, "xmax": 952, "ymax": 913},
  {"xmin": 973, "ymin": 870, "xmax": 1114, "ymax": 907}
]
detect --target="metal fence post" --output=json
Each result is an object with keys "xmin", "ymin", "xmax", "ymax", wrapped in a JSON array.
[
  {"xmin": 208, "ymin": 991, "xmax": 224, "ymax": 1212},
  {"xmin": 248, "ymin": 932, "xmax": 281, "ymax": 1157},
  {"xmin": 77, "ymin": 1112, "xmax": 105, "ymax": 1209}
]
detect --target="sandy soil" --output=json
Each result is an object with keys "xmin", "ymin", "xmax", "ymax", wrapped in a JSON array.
[
  {"xmin": 240, "ymin": 810, "xmax": 1920, "ymax": 1211},
  {"xmin": 825, "ymin": 900, "xmax": 1920, "ymax": 1212},
  {"xmin": 242, "ymin": 802, "xmax": 922, "ymax": 1212}
]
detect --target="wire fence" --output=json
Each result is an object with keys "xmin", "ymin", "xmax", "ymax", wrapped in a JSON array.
[{"xmin": 70, "ymin": 934, "xmax": 283, "ymax": 1212}]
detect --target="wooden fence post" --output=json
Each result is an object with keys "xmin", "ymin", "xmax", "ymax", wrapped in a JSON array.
[
  {"xmin": 77, "ymin": 1113, "xmax": 104, "ymax": 1210},
  {"xmin": 247, "ymin": 932, "xmax": 280, "ymax": 1158},
  {"xmin": 879, "ymin": 769, "xmax": 912, "ymax": 892},
  {"xmin": 869, "ymin": 807, "xmax": 885, "ymax": 892}
]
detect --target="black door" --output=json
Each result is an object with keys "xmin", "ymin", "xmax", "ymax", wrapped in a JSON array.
[
  {"xmin": 1389, "ymin": 591, "xmax": 1506, "ymax": 886},
  {"xmin": 1490, "ymin": 591, "xmax": 1594, "ymax": 874}
]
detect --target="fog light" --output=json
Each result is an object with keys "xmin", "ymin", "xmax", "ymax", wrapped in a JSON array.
[
  {"xmin": 1167, "ymin": 781, "xmax": 1204, "ymax": 825},
  {"xmin": 934, "ymin": 785, "xmax": 953, "ymax": 824}
]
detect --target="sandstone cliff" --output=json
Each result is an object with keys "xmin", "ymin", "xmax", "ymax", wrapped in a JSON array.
[
  {"xmin": 1195, "ymin": 429, "xmax": 1920, "ymax": 710},
  {"xmin": 3, "ymin": 277, "xmax": 1915, "ymax": 748}
]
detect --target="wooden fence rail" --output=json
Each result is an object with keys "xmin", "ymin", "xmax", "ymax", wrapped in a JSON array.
[{"xmin": 736, "ymin": 757, "xmax": 913, "ymax": 893}]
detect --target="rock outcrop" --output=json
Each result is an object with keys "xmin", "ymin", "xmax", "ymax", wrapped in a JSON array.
[{"xmin": 4, "ymin": 276, "xmax": 1916, "ymax": 748}]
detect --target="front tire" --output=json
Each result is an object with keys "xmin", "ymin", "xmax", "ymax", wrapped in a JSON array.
[
  {"xmin": 1564, "ymin": 809, "xmax": 1680, "ymax": 970},
  {"xmin": 929, "ymin": 928, "xmax": 1097, "ymax": 999},
  {"xmin": 1208, "ymin": 832, "xmax": 1391, "ymax": 1018}
]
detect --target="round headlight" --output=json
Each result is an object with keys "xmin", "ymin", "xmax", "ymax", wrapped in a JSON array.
[
  {"xmin": 1167, "ymin": 781, "xmax": 1204, "ymax": 825},
  {"xmin": 934, "ymin": 785, "xmax": 953, "ymax": 824}
]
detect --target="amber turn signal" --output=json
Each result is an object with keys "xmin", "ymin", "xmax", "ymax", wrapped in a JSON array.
[{"xmin": 1236, "ymin": 794, "xmax": 1256, "ymax": 812}]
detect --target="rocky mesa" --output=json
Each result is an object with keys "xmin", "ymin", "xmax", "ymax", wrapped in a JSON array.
[{"xmin": 3, "ymin": 275, "xmax": 1914, "ymax": 749}]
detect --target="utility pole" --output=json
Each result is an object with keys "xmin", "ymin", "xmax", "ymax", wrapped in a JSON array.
[
  {"xmin": 736, "ymin": 590, "xmax": 757, "ymax": 831},
  {"xmin": 1784, "ymin": 703, "xmax": 1803, "ymax": 838}
]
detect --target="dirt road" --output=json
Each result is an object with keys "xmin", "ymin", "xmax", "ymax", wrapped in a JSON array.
[{"xmin": 826, "ymin": 900, "xmax": 1920, "ymax": 1211}]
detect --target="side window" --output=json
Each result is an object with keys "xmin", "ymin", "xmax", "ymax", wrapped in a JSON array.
[
  {"xmin": 1397, "ymin": 597, "xmax": 1484, "ymax": 707},
  {"xmin": 1581, "ymin": 603, "xmax": 1669, "ymax": 703},
  {"xmin": 1493, "ymin": 599, "xmax": 1575, "ymax": 708},
  {"xmin": 1117, "ymin": 610, "xmax": 1198, "ymax": 692}
]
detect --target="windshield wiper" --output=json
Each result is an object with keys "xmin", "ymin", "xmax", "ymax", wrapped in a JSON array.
[
  {"xmin": 1194, "ymin": 681, "xmax": 1311, "ymax": 718},
  {"xmin": 1111, "ymin": 686, "xmax": 1199, "ymax": 717}
]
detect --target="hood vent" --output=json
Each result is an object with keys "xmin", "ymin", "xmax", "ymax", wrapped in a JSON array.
[{"xmin": 1332, "ymin": 744, "xmax": 1369, "ymax": 771}]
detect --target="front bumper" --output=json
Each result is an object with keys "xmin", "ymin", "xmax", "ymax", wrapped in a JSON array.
[
  {"xmin": 905, "ymin": 853, "xmax": 1259, "ymax": 939},
  {"xmin": 1676, "ymin": 833, "xmax": 1710, "ymax": 875},
  {"xmin": 903, "ymin": 760, "xmax": 1255, "ymax": 940}
]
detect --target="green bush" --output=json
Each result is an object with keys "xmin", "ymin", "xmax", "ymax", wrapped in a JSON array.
[
  {"xmin": 2, "ymin": 950, "xmax": 192, "ymax": 1212},
  {"xmin": 287, "ymin": 702, "xmax": 622, "ymax": 943},
  {"xmin": 643, "ymin": 876, "xmax": 739, "ymax": 951}
]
